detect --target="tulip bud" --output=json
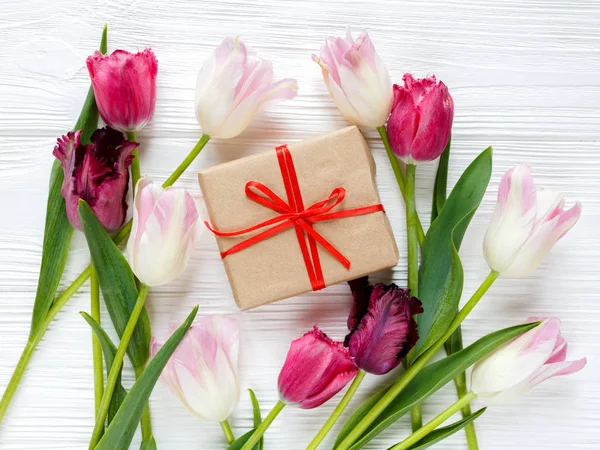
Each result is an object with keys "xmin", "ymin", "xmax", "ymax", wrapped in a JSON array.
[
  {"xmin": 345, "ymin": 280, "xmax": 422, "ymax": 375},
  {"xmin": 53, "ymin": 127, "xmax": 136, "ymax": 231},
  {"xmin": 312, "ymin": 29, "xmax": 393, "ymax": 128},
  {"xmin": 151, "ymin": 315, "xmax": 240, "ymax": 422},
  {"xmin": 278, "ymin": 327, "xmax": 358, "ymax": 409},
  {"xmin": 87, "ymin": 48, "xmax": 158, "ymax": 133},
  {"xmin": 471, "ymin": 318, "xmax": 586, "ymax": 404},
  {"xmin": 195, "ymin": 36, "xmax": 298, "ymax": 139},
  {"xmin": 387, "ymin": 74, "xmax": 454, "ymax": 164},
  {"xmin": 484, "ymin": 165, "xmax": 581, "ymax": 277},
  {"xmin": 127, "ymin": 178, "xmax": 200, "ymax": 286}
]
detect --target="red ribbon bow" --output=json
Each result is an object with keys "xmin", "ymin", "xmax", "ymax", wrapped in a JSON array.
[{"xmin": 205, "ymin": 145, "xmax": 384, "ymax": 291}]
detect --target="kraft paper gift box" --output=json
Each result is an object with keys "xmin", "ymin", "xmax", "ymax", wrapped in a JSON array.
[{"xmin": 198, "ymin": 126, "xmax": 399, "ymax": 310}]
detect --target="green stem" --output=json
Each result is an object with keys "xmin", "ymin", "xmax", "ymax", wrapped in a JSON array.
[
  {"xmin": 336, "ymin": 270, "xmax": 499, "ymax": 450},
  {"xmin": 405, "ymin": 164, "xmax": 423, "ymax": 432},
  {"xmin": 454, "ymin": 372, "xmax": 479, "ymax": 450},
  {"xmin": 376, "ymin": 126, "xmax": 425, "ymax": 246},
  {"xmin": 89, "ymin": 284, "xmax": 150, "ymax": 449},
  {"xmin": 163, "ymin": 133, "xmax": 210, "ymax": 187},
  {"xmin": 0, "ymin": 135, "xmax": 211, "ymax": 424},
  {"xmin": 240, "ymin": 401, "xmax": 286, "ymax": 450},
  {"xmin": 134, "ymin": 365, "xmax": 154, "ymax": 443},
  {"xmin": 306, "ymin": 370, "xmax": 366, "ymax": 450},
  {"xmin": 220, "ymin": 419, "xmax": 235, "ymax": 445},
  {"xmin": 90, "ymin": 265, "xmax": 103, "ymax": 416},
  {"xmin": 390, "ymin": 392, "xmax": 478, "ymax": 450},
  {"xmin": 127, "ymin": 131, "xmax": 141, "ymax": 197},
  {"xmin": 0, "ymin": 267, "xmax": 91, "ymax": 423}
]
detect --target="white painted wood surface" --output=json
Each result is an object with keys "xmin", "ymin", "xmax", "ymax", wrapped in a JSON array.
[{"xmin": 0, "ymin": 0, "xmax": 598, "ymax": 448}]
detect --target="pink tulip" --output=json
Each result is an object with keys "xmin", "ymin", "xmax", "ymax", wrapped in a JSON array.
[
  {"xmin": 53, "ymin": 127, "xmax": 136, "ymax": 231},
  {"xmin": 151, "ymin": 315, "xmax": 240, "ymax": 422},
  {"xmin": 345, "ymin": 280, "xmax": 423, "ymax": 375},
  {"xmin": 87, "ymin": 48, "xmax": 158, "ymax": 133},
  {"xmin": 278, "ymin": 327, "xmax": 358, "ymax": 409},
  {"xmin": 471, "ymin": 317, "xmax": 586, "ymax": 404},
  {"xmin": 313, "ymin": 29, "xmax": 392, "ymax": 128},
  {"xmin": 387, "ymin": 74, "xmax": 454, "ymax": 164},
  {"xmin": 484, "ymin": 165, "xmax": 581, "ymax": 277},
  {"xmin": 195, "ymin": 36, "xmax": 298, "ymax": 139},
  {"xmin": 127, "ymin": 178, "xmax": 200, "ymax": 286}
]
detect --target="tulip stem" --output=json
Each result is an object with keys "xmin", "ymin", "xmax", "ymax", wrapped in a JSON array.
[
  {"xmin": 389, "ymin": 392, "xmax": 478, "ymax": 450},
  {"xmin": 89, "ymin": 284, "xmax": 151, "ymax": 449},
  {"xmin": 240, "ymin": 401, "xmax": 286, "ymax": 450},
  {"xmin": 220, "ymin": 419, "xmax": 235, "ymax": 445},
  {"xmin": 163, "ymin": 133, "xmax": 211, "ymax": 187},
  {"xmin": 0, "ymin": 135, "xmax": 211, "ymax": 423},
  {"xmin": 305, "ymin": 370, "xmax": 366, "ymax": 450},
  {"xmin": 335, "ymin": 270, "xmax": 499, "ymax": 450},
  {"xmin": 90, "ymin": 265, "xmax": 104, "ymax": 416},
  {"xmin": 134, "ymin": 364, "xmax": 154, "ymax": 444},
  {"xmin": 376, "ymin": 126, "xmax": 424, "ymax": 246},
  {"xmin": 454, "ymin": 371, "xmax": 479, "ymax": 449},
  {"xmin": 127, "ymin": 132, "xmax": 141, "ymax": 198}
]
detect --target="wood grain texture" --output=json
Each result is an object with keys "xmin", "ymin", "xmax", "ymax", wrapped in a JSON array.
[{"xmin": 0, "ymin": 0, "xmax": 599, "ymax": 448}]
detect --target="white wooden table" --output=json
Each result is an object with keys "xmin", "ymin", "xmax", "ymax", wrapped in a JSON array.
[{"xmin": 0, "ymin": 0, "xmax": 598, "ymax": 448}]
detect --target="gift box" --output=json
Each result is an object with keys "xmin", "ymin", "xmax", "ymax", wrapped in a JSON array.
[{"xmin": 198, "ymin": 126, "xmax": 399, "ymax": 310}]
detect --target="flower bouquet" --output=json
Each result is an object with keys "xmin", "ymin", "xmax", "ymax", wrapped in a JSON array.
[{"xmin": 0, "ymin": 25, "xmax": 586, "ymax": 450}]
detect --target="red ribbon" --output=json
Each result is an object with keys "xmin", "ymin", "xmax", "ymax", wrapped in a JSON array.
[{"xmin": 205, "ymin": 145, "xmax": 384, "ymax": 291}]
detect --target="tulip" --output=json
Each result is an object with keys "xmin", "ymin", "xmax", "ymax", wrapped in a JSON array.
[
  {"xmin": 471, "ymin": 318, "xmax": 586, "ymax": 404},
  {"xmin": 150, "ymin": 315, "xmax": 240, "ymax": 423},
  {"xmin": 53, "ymin": 127, "xmax": 136, "ymax": 231},
  {"xmin": 387, "ymin": 74, "xmax": 454, "ymax": 165},
  {"xmin": 240, "ymin": 327, "xmax": 358, "ymax": 450},
  {"xmin": 87, "ymin": 48, "xmax": 158, "ymax": 133},
  {"xmin": 345, "ymin": 282, "xmax": 423, "ymax": 375},
  {"xmin": 127, "ymin": 178, "xmax": 200, "ymax": 286},
  {"xmin": 195, "ymin": 36, "xmax": 298, "ymax": 139},
  {"xmin": 312, "ymin": 29, "xmax": 392, "ymax": 128},
  {"xmin": 278, "ymin": 326, "xmax": 359, "ymax": 408},
  {"xmin": 484, "ymin": 165, "xmax": 581, "ymax": 277}
]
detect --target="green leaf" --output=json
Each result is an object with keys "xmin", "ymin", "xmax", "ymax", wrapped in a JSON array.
[
  {"xmin": 78, "ymin": 200, "xmax": 151, "ymax": 370},
  {"xmin": 403, "ymin": 408, "xmax": 486, "ymax": 450},
  {"xmin": 413, "ymin": 147, "xmax": 493, "ymax": 358},
  {"xmin": 227, "ymin": 429, "xmax": 255, "ymax": 450},
  {"xmin": 140, "ymin": 436, "xmax": 157, "ymax": 450},
  {"xmin": 80, "ymin": 312, "xmax": 127, "ymax": 426},
  {"xmin": 248, "ymin": 389, "xmax": 264, "ymax": 450},
  {"xmin": 28, "ymin": 25, "xmax": 108, "ymax": 338},
  {"xmin": 335, "ymin": 322, "xmax": 538, "ymax": 450},
  {"xmin": 95, "ymin": 305, "xmax": 199, "ymax": 450},
  {"xmin": 431, "ymin": 136, "xmax": 451, "ymax": 223}
]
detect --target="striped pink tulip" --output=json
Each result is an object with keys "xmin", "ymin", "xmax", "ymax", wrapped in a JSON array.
[
  {"xmin": 471, "ymin": 317, "xmax": 586, "ymax": 404},
  {"xmin": 484, "ymin": 165, "xmax": 581, "ymax": 277},
  {"xmin": 195, "ymin": 36, "xmax": 298, "ymax": 139},
  {"xmin": 312, "ymin": 29, "xmax": 393, "ymax": 128},
  {"xmin": 278, "ymin": 327, "xmax": 358, "ymax": 409},
  {"xmin": 151, "ymin": 315, "xmax": 240, "ymax": 422}
]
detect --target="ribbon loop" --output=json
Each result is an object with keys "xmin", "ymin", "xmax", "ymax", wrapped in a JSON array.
[{"xmin": 206, "ymin": 145, "xmax": 384, "ymax": 291}]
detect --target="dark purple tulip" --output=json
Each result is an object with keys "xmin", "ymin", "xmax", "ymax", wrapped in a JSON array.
[
  {"xmin": 53, "ymin": 127, "xmax": 137, "ymax": 231},
  {"xmin": 345, "ymin": 280, "xmax": 423, "ymax": 375}
]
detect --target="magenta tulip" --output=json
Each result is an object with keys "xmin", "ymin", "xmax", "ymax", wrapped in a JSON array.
[
  {"xmin": 53, "ymin": 127, "xmax": 136, "ymax": 231},
  {"xmin": 387, "ymin": 74, "xmax": 454, "ymax": 164},
  {"xmin": 87, "ymin": 48, "xmax": 158, "ymax": 133},
  {"xmin": 345, "ymin": 280, "xmax": 423, "ymax": 375},
  {"xmin": 278, "ymin": 327, "xmax": 358, "ymax": 409}
]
